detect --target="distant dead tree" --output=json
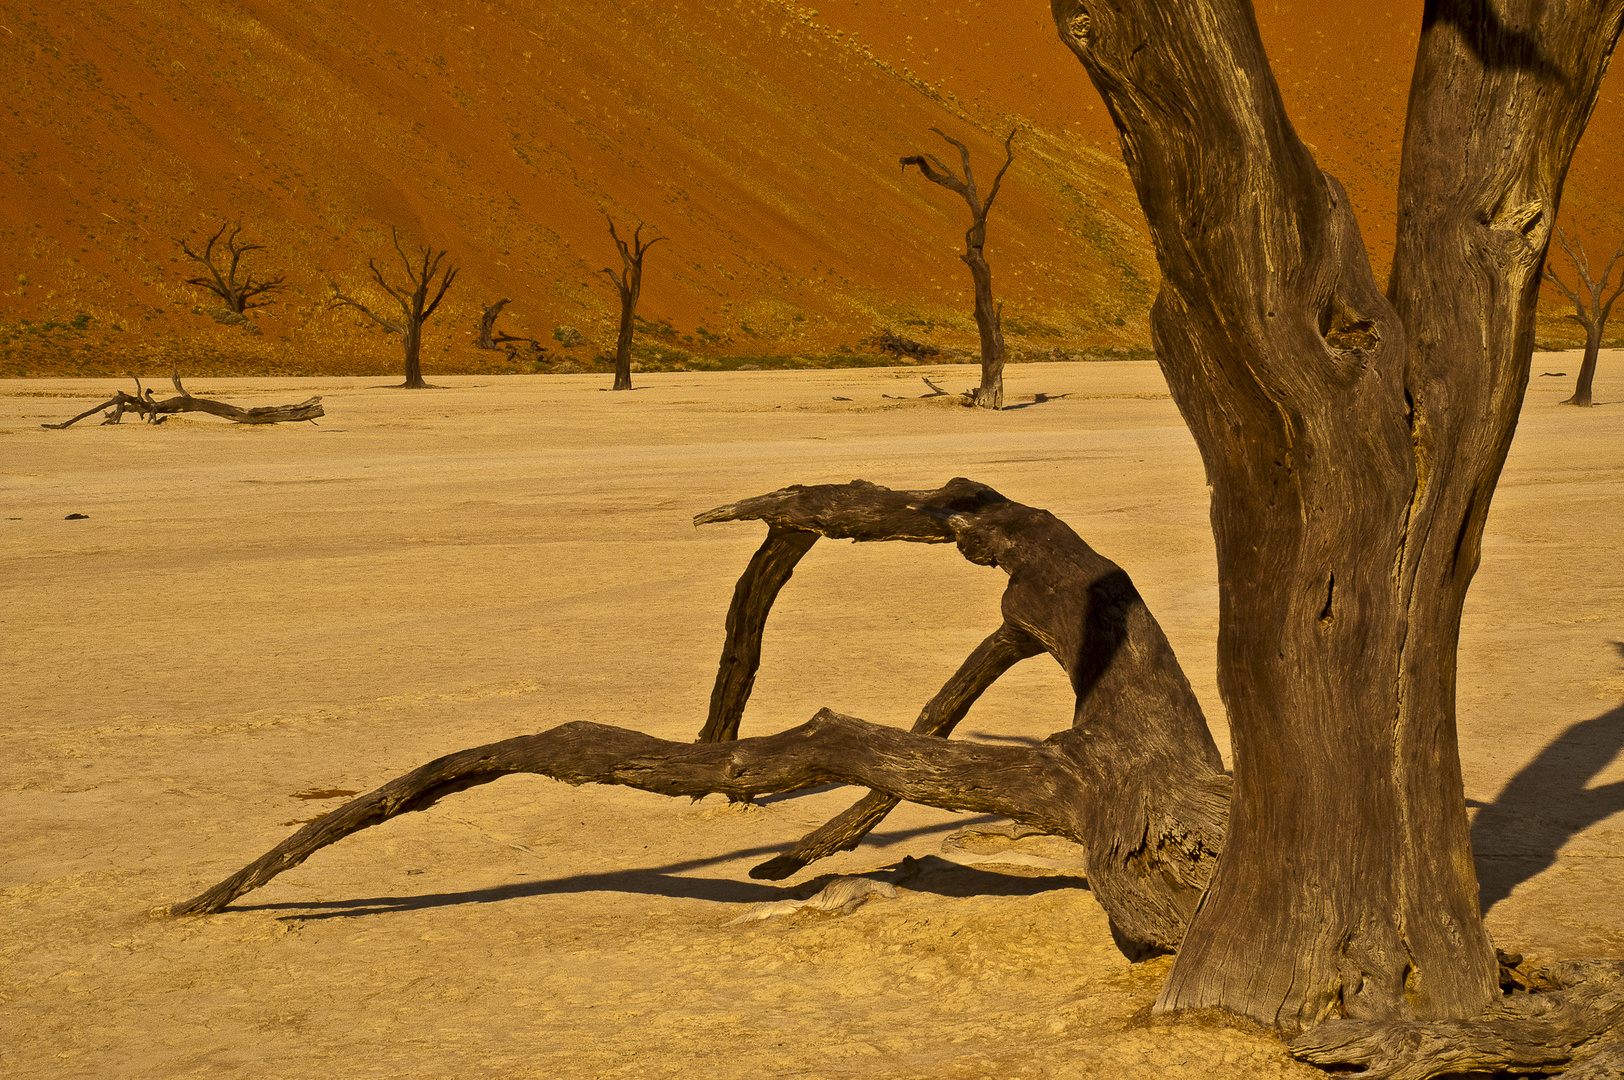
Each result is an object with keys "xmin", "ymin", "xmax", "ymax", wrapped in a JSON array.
[
  {"xmin": 599, "ymin": 215, "xmax": 664, "ymax": 391},
  {"xmin": 901, "ymin": 128, "xmax": 1016, "ymax": 410},
  {"xmin": 476, "ymin": 299, "xmax": 512, "ymax": 349},
  {"xmin": 328, "ymin": 229, "xmax": 459, "ymax": 389},
  {"xmin": 476, "ymin": 298, "xmax": 543, "ymax": 358},
  {"xmin": 1544, "ymin": 226, "xmax": 1624, "ymax": 407},
  {"xmin": 176, "ymin": 224, "xmax": 288, "ymax": 314}
]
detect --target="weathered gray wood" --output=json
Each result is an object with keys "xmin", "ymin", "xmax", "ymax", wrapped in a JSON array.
[
  {"xmin": 696, "ymin": 524, "xmax": 821, "ymax": 744},
  {"xmin": 697, "ymin": 479, "xmax": 1226, "ymax": 911},
  {"xmin": 167, "ymin": 703, "xmax": 1225, "ymax": 951},
  {"xmin": 42, "ymin": 372, "xmax": 323, "ymax": 429},
  {"xmin": 1049, "ymin": 0, "xmax": 1624, "ymax": 1029},
  {"xmin": 171, "ymin": 479, "xmax": 1228, "ymax": 954},
  {"xmin": 1290, "ymin": 960, "xmax": 1624, "ymax": 1080},
  {"xmin": 900, "ymin": 130, "xmax": 1014, "ymax": 409},
  {"xmin": 750, "ymin": 621, "xmax": 1044, "ymax": 880}
]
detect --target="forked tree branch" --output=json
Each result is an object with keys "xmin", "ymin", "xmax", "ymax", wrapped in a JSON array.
[
  {"xmin": 1546, "ymin": 226, "xmax": 1624, "ymax": 328},
  {"xmin": 177, "ymin": 224, "xmax": 288, "ymax": 313},
  {"xmin": 168, "ymin": 479, "xmax": 1229, "ymax": 954}
]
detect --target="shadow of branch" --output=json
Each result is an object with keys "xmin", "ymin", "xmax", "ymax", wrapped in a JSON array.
[
  {"xmin": 1473, "ymin": 656, "xmax": 1624, "ymax": 913},
  {"xmin": 227, "ymin": 815, "xmax": 1093, "ymax": 920}
]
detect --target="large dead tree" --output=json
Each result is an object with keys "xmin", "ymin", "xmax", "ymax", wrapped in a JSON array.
[
  {"xmin": 329, "ymin": 229, "xmax": 458, "ymax": 389},
  {"xmin": 1045, "ymin": 0, "xmax": 1623, "ymax": 1034},
  {"xmin": 1544, "ymin": 227, "xmax": 1624, "ymax": 407},
  {"xmin": 600, "ymin": 215, "xmax": 663, "ymax": 391},
  {"xmin": 169, "ymin": 479, "xmax": 1622, "ymax": 1076},
  {"xmin": 176, "ymin": 224, "xmax": 288, "ymax": 315},
  {"xmin": 42, "ymin": 371, "xmax": 323, "ymax": 428},
  {"xmin": 1041, "ymin": 0, "xmax": 1624, "ymax": 1054},
  {"xmin": 901, "ymin": 129, "xmax": 1015, "ymax": 410}
]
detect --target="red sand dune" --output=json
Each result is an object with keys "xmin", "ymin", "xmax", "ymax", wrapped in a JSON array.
[{"xmin": 1, "ymin": 0, "xmax": 1618, "ymax": 375}]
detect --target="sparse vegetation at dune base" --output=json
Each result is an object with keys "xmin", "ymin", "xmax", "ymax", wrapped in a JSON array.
[{"xmin": 0, "ymin": 307, "xmax": 1157, "ymax": 381}]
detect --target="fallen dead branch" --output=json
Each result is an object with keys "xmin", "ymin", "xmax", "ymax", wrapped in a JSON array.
[
  {"xmin": 864, "ymin": 329, "xmax": 944, "ymax": 360},
  {"xmin": 882, "ymin": 376, "xmax": 966, "ymax": 400},
  {"xmin": 42, "ymin": 371, "xmax": 324, "ymax": 429}
]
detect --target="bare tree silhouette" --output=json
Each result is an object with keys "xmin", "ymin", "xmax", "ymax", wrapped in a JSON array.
[
  {"xmin": 1544, "ymin": 226, "xmax": 1624, "ymax": 406},
  {"xmin": 328, "ymin": 229, "xmax": 459, "ymax": 389},
  {"xmin": 901, "ymin": 129, "xmax": 1016, "ymax": 410},
  {"xmin": 176, "ymin": 224, "xmax": 287, "ymax": 315},
  {"xmin": 600, "ymin": 215, "xmax": 663, "ymax": 391}
]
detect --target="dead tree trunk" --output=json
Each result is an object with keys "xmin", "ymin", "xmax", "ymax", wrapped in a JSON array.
[
  {"xmin": 328, "ymin": 228, "xmax": 458, "ymax": 389},
  {"xmin": 901, "ymin": 129, "xmax": 1015, "ymax": 410},
  {"xmin": 177, "ymin": 223, "xmax": 287, "ymax": 314},
  {"xmin": 1049, "ymin": 0, "xmax": 1623, "ymax": 1033},
  {"xmin": 600, "ymin": 215, "xmax": 663, "ymax": 391},
  {"xmin": 171, "ymin": 479, "xmax": 1229, "ymax": 955},
  {"xmin": 1544, "ymin": 227, "xmax": 1624, "ymax": 407},
  {"xmin": 42, "ymin": 371, "xmax": 323, "ymax": 428},
  {"xmin": 476, "ymin": 299, "xmax": 510, "ymax": 349}
]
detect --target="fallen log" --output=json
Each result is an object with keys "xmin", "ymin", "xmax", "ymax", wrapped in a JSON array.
[{"xmin": 42, "ymin": 371, "xmax": 324, "ymax": 429}]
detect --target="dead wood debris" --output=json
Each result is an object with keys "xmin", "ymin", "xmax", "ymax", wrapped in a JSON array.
[
  {"xmin": 42, "ymin": 371, "xmax": 324, "ymax": 429},
  {"xmin": 864, "ymin": 329, "xmax": 944, "ymax": 360}
]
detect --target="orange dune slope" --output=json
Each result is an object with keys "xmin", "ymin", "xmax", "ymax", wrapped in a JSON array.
[{"xmin": 1, "ymin": 1, "xmax": 1617, "ymax": 376}]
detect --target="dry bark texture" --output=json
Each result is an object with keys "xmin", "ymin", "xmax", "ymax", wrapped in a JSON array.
[
  {"xmin": 172, "ymin": 479, "xmax": 1229, "ymax": 957},
  {"xmin": 900, "ymin": 130, "xmax": 1015, "ymax": 409},
  {"xmin": 1050, "ymin": 0, "xmax": 1624, "ymax": 1032},
  {"xmin": 328, "ymin": 228, "xmax": 458, "ymax": 389},
  {"xmin": 41, "ymin": 372, "xmax": 323, "ymax": 428},
  {"xmin": 1291, "ymin": 959, "xmax": 1624, "ymax": 1080}
]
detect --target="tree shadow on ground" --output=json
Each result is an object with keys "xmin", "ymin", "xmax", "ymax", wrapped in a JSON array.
[
  {"xmin": 233, "ymin": 817, "xmax": 1088, "ymax": 920},
  {"xmin": 1472, "ymin": 647, "xmax": 1624, "ymax": 913}
]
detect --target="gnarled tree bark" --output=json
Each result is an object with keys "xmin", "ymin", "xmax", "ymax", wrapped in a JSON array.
[{"xmin": 1049, "ymin": 0, "xmax": 1624, "ymax": 1031}]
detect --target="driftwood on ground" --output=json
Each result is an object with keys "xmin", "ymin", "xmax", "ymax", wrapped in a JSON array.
[{"xmin": 42, "ymin": 372, "xmax": 323, "ymax": 429}]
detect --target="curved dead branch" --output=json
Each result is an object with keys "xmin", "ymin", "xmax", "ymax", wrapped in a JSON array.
[{"xmin": 171, "ymin": 479, "xmax": 1229, "ymax": 955}]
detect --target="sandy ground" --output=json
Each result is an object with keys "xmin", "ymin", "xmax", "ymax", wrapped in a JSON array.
[{"xmin": 2, "ymin": 359, "xmax": 1621, "ymax": 1079}]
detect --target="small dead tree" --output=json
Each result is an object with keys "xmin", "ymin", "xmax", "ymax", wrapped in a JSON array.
[
  {"xmin": 600, "ymin": 215, "xmax": 663, "ymax": 391},
  {"xmin": 1544, "ymin": 226, "xmax": 1624, "ymax": 407},
  {"xmin": 328, "ymin": 229, "xmax": 459, "ymax": 389},
  {"xmin": 176, "ymin": 224, "xmax": 288, "ymax": 315},
  {"xmin": 901, "ymin": 129, "xmax": 1016, "ymax": 410}
]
